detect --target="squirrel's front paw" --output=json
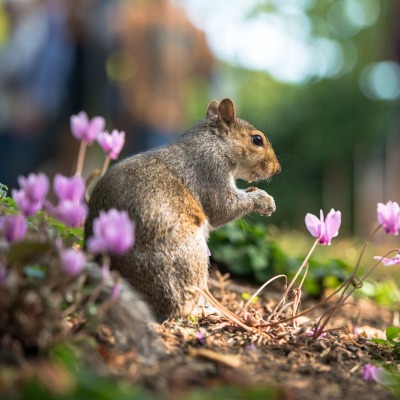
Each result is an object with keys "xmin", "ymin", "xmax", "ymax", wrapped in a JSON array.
[{"xmin": 246, "ymin": 187, "xmax": 276, "ymax": 216}]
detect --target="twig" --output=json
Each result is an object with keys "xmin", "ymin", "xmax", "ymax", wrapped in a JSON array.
[{"xmin": 189, "ymin": 286, "xmax": 255, "ymax": 332}]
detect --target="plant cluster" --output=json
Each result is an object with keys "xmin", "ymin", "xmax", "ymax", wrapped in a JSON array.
[
  {"xmin": 208, "ymin": 220, "xmax": 353, "ymax": 297},
  {"xmin": 0, "ymin": 112, "xmax": 131, "ymax": 364}
]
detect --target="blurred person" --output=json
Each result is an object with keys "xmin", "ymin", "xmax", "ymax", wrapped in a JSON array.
[
  {"xmin": 113, "ymin": 0, "xmax": 214, "ymax": 153},
  {"xmin": 0, "ymin": 0, "xmax": 73, "ymax": 189}
]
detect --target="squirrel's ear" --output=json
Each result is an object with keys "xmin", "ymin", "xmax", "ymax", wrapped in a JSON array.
[
  {"xmin": 206, "ymin": 100, "xmax": 220, "ymax": 118},
  {"xmin": 218, "ymin": 98, "xmax": 236, "ymax": 124}
]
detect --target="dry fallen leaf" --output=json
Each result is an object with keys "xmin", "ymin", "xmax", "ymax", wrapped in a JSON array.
[{"xmin": 188, "ymin": 347, "xmax": 241, "ymax": 368}]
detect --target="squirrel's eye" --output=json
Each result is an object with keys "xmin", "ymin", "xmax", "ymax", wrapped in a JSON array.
[{"xmin": 251, "ymin": 135, "xmax": 263, "ymax": 146}]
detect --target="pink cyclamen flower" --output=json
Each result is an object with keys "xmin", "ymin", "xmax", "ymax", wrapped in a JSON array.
[
  {"xmin": 52, "ymin": 200, "xmax": 87, "ymax": 227},
  {"xmin": 12, "ymin": 173, "xmax": 49, "ymax": 216},
  {"xmin": 305, "ymin": 209, "xmax": 341, "ymax": 245},
  {"xmin": 373, "ymin": 254, "xmax": 400, "ymax": 267},
  {"xmin": 377, "ymin": 201, "xmax": 400, "ymax": 235},
  {"xmin": 0, "ymin": 214, "xmax": 27, "ymax": 242},
  {"xmin": 70, "ymin": 111, "xmax": 105, "ymax": 144},
  {"xmin": 97, "ymin": 129, "xmax": 125, "ymax": 160},
  {"xmin": 196, "ymin": 330, "xmax": 206, "ymax": 344},
  {"xmin": 307, "ymin": 329, "xmax": 327, "ymax": 339},
  {"xmin": 362, "ymin": 364, "xmax": 395, "ymax": 385},
  {"xmin": 87, "ymin": 209, "xmax": 135, "ymax": 255},
  {"xmin": 60, "ymin": 248, "xmax": 86, "ymax": 276},
  {"xmin": 53, "ymin": 174, "xmax": 85, "ymax": 202},
  {"xmin": 363, "ymin": 364, "xmax": 381, "ymax": 382}
]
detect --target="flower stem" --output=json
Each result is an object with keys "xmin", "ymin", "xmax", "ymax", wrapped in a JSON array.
[
  {"xmin": 313, "ymin": 225, "xmax": 386, "ymax": 338},
  {"xmin": 271, "ymin": 238, "xmax": 319, "ymax": 318},
  {"xmin": 338, "ymin": 224, "xmax": 381, "ymax": 301},
  {"xmin": 84, "ymin": 168, "xmax": 101, "ymax": 202},
  {"xmin": 101, "ymin": 156, "xmax": 111, "ymax": 176},
  {"xmin": 241, "ymin": 274, "xmax": 287, "ymax": 313},
  {"xmin": 75, "ymin": 141, "xmax": 87, "ymax": 177}
]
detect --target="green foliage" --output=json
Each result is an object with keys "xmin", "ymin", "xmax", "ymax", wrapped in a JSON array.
[
  {"xmin": 357, "ymin": 280, "xmax": 400, "ymax": 308},
  {"xmin": 304, "ymin": 257, "xmax": 352, "ymax": 297},
  {"xmin": 209, "ymin": 220, "xmax": 350, "ymax": 288},
  {"xmin": 0, "ymin": 195, "xmax": 140, "ymax": 399},
  {"xmin": 0, "ymin": 183, "xmax": 9, "ymax": 200},
  {"xmin": 0, "ymin": 197, "xmax": 107, "ymax": 362},
  {"xmin": 45, "ymin": 215, "xmax": 84, "ymax": 245},
  {"xmin": 0, "ymin": 195, "xmax": 83, "ymax": 244},
  {"xmin": 1, "ymin": 195, "xmax": 17, "ymax": 213},
  {"xmin": 185, "ymin": 385, "xmax": 282, "ymax": 400},
  {"xmin": 209, "ymin": 219, "xmax": 352, "ymax": 297},
  {"xmin": 371, "ymin": 327, "xmax": 400, "ymax": 356},
  {"xmin": 209, "ymin": 220, "xmax": 296, "ymax": 283}
]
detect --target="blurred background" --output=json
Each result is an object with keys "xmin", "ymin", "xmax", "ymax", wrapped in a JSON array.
[{"xmin": 0, "ymin": 0, "xmax": 399, "ymax": 237}]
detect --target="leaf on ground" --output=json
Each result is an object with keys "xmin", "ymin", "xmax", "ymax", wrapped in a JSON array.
[{"xmin": 188, "ymin": 347, "xmax": 241, "ymax": 368}]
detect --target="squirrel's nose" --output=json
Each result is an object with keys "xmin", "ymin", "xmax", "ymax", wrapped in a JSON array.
[{"xmin": 274, "ymin": 163, "xmax": 281, "ymax": 175}]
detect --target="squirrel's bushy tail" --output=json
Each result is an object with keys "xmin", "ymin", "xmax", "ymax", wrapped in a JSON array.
[{"xmin": 85, "ymin": 263, "xmax": 164, "ymax": 363}]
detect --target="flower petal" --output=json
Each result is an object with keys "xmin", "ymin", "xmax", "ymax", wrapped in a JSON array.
[
  {"xmin": 377, "ymin": 201, "xmax": 400, "ymax": 235},
  {"xmin": 305, "ymin": 213, "xmax": 322, "ymax": 238},
  {"xmin": 86, "ymin": 116, "xmax": 105, "ymax": 144},
  {"xmin": 54, "ymin": 174, "xmax": 85, "ymax": 202},
  {"xmin": 324, "ymin": 209, "xmax": 341, "ymax": 239},
  {"xmin": 0, "ymin": 214, "xmax": 27, "ymax": 242},
  {"xmin": 374, "ymin": 254, "xmax": 400, "ymax": 266},
  {"xmin": 87, "ymin": 209, "xmax": 135, "ymax": 255},
  {"xmin": 71, "ymin": 111, "xmax": 89, "ymax": 140},
  {"xmin": 60, "ymin": 248, "xmax": 86, "ymax": 276}
]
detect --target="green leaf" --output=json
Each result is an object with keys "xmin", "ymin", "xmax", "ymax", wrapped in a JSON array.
[
  {"xmin": 7, "ymin": 241, "xmax": 54, "ymax": 265},
  {"xmin": 386, "ymin": 327, "xmax": 400, "ymax": 341},
  {"xmin": 1, "ymin": 196, "xmax": 17, "ymax": 213},
  {"xmin": 49, "ymin": 343, "xmax": 80, "ymax": 370},
  {"xmin": 242, "ymin": 292, "xmax": 258, "ymax": 303},
  {"xmin": 0, "ymin": 184, "xmax": 9, "ymax": 200},
  {"xmin": 370, "ymin": 338, "xmax": 388, "ymax": 345}
]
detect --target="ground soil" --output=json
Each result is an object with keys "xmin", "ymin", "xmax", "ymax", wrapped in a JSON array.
[{"xmin": 96, "ymin": 271, "xmax": 400, "ymax": 400}]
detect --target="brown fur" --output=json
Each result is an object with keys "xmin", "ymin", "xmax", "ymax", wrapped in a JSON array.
[{"xmin": 85, "ymin": 99, "xmax": 280, "ymax": 321}]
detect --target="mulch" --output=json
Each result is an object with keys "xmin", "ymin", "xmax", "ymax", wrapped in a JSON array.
[{"xmin": 96, "ymin": 271, "xmax": 400, "ymax": 400}]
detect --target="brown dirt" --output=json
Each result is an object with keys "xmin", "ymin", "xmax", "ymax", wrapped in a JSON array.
[{"xmin": 96, "ymin": 272, "xmax": 400, "ymax": 400}]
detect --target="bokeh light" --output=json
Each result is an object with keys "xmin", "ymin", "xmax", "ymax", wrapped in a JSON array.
[
  {"xmin": 344, "ymin": 0, "xmax": 381, "ymax": 30},
  {"xmin": 359, "ymin": 61, "xmax": 400, "ymax": 101}
]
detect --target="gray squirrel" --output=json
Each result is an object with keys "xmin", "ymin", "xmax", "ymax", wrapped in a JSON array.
[{"xmin": 85, "ymin": 98, "xmax": 280, "ymax": 323}]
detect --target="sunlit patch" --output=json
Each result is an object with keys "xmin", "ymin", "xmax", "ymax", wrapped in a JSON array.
[{"xmin": 178, "ymin": 0, "xmax": 376, "ymax": 83}]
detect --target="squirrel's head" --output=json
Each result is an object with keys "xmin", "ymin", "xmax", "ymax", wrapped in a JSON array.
[{"xmin": 206, "ymin": 98, "xmax": 281, "ymax": 183}]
